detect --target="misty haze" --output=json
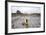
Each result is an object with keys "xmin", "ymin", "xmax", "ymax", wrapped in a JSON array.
[{"xmin": 11, "ymin": 6, "xmax": 41, "ymax": 29}]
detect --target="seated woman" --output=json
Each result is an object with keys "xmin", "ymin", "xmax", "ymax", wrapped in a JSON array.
[{"xmin": 22, "ymin": 19, "xmax": 28, "ymax": 28}]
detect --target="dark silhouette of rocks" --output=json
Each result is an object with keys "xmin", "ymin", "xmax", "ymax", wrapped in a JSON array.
[{"xmin": 16, "ymin": 10, "xmax": 22, "ymax": 14}]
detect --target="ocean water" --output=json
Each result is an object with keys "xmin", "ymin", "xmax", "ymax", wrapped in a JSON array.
[{"xmin": 12, "ymin": 14, "xmax": 41, "ymax": 29}]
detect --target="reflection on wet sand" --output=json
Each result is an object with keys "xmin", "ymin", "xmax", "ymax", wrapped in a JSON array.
[{"xmin": 12, "ymin": 13, "xmax": 41, "ymax": 29}]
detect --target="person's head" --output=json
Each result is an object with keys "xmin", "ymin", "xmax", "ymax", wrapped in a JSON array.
[{"xmin": 26, "ymin": 19, "xmax": 28, "ymax": 22}]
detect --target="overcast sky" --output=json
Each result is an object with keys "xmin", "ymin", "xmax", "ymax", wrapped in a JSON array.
[{"xmin": 11, "ymin": 6, "xmax": 41, "ymax": 14}]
